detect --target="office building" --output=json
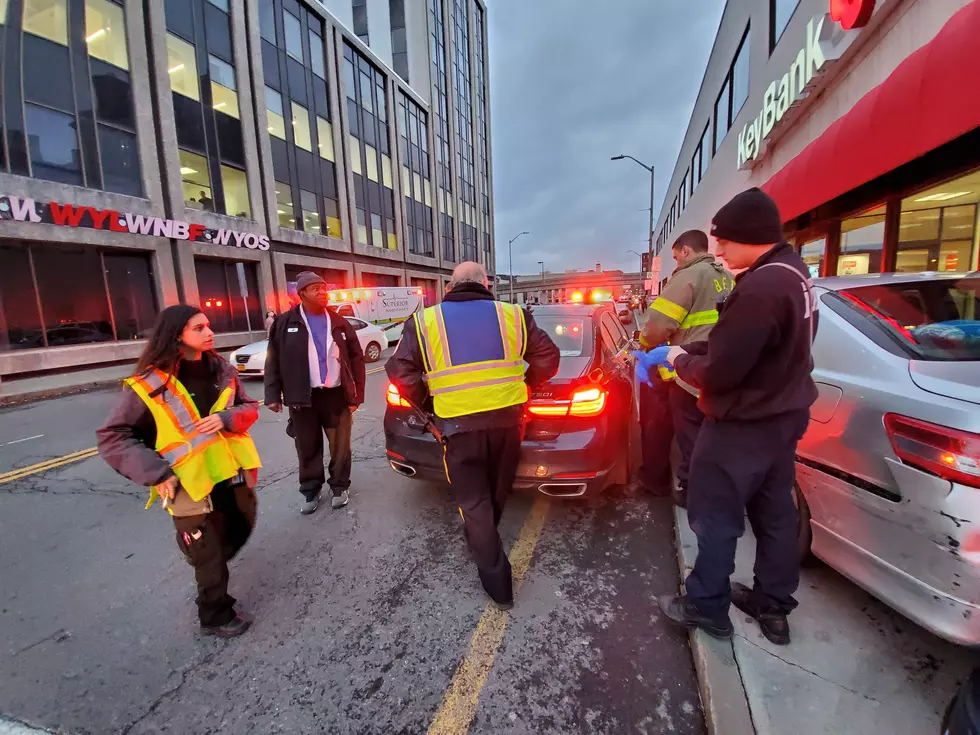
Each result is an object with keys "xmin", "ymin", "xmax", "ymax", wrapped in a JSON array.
[
  {"xmin": 0, "ymin": 0, "xmax": 495, "ymax": 379},
  {"xmin": 653, "ymin": 0, "xmax": 979, "ymax": 282}
]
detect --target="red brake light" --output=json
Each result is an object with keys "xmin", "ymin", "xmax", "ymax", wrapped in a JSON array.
[
  {"xmin": 204, "ymin": 299, "xmax": 212, "ymax": 307},
  {"xmin": 215, "ymin": 300, "xmax": 223, "ymax": 307},
  {"xmin": 416, "ymin": 288, "xmax": 424, "ymax": 295},
  {"xmin": 570, "ymin": 292, "xmax": 583, "ymax": 303},
  {"xmin": 884, "ymin": 413, "xmax": 980, "ymax": 488},
  {"xmin": 527, "ymin": 385, "xmax": 607, "ymax": 418},
  {"xmin": 386, "ymin": 382, "xmax": 411, "ymax": 408}
]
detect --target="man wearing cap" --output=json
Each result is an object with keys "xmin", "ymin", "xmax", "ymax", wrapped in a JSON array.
[
  {"xmin": 652, "ymin": 188, "xmax": 818, "ymax": 646},
  {"xmin": 265, "ymin": 272, "xmax": 366, "ymax": 515}
]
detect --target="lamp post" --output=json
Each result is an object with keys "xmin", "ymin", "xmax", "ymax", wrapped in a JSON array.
[
  {"xmin": 508, "ymin": 231, "xmax": 529, "ymax": 303},
  {"xmin": 538, "ymin": 261, "xmax": 545, "ymax": 303},
  {"xmin": 612, "ymin": 155, "xmax": 655, "ymax": 290}
]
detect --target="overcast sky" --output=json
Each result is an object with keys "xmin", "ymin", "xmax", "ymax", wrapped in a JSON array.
[{"xmin": 487, "ymin": 0, "xmax": 725, "ymax": 276}]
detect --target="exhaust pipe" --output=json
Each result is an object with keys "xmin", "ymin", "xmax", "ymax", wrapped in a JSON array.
[
  {"xmin": 389, "ymin": 461, "xmax": 417, "ymax": 477},
  {"xmin": 538, "ymin": 483, "xmax": 588, "ymax": 498}
]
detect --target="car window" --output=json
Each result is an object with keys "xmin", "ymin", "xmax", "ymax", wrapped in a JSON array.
[
  {"xmin": 337, "ymin": 305, "xmax": 355, "ymax": 317},
  {"xmin": 533, "ymin": 315, "xmax": 593, "ymax": 358},
  {"xmin": 346, "ymin": 317, "xmax": 367, "ymax": 331},
  {"xmin": 834, "ymin": 276, "xmax": 979, "ymax": 361},
  {"xmin": 600, "ymin": 312, "xmax": 628, "ymax": 351}
]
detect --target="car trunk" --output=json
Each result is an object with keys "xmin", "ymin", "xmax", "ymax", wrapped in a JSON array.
[
  {"xmin": 526, "ymin": 356, "xmax": 595, "ymax": 441},
  {"xmin": 908, "ymin": 361, "xmax": 980, "ymax": 406}
]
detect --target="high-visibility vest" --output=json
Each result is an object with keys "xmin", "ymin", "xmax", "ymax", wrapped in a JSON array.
[
  {"xmin": 415, "ymin": 300, "xmax": 528, "ymax": 419},
  {"xmin": 125, "ymin": 369, "xmax": 261, "ymax": 508}
]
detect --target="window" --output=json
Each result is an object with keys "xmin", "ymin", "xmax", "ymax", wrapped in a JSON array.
[
  {"xmin": 179, "ymin": 149, "xmax": 213, "ymax": 210},
  {"xmin": 316, "ymin": 117, "xmax": 335, "ymax": 161},
  {"xmin": 731, "ymin": 29, "xmax": 750, "ymax": 119},
  {"xmin": 25, "ymin": 104, "xmax": 82, "ymax": 185},
  {"xmin": 0, "ymin": 245, "xmax": 45, "ymax": 351},
  {"xmin": 195, "ymin": 259, "xmax": 262, "ymax": 334},
  {"xmin": 266, "ymin": 87, "xmax": 286, "ymax": 139},
  {"xmin": 259, "ymin": 0, "xmax": 275, "ymax": 44},
  {"xmin": 771, "ymin": 0, "xmax": 799, "ymax": 50},
  {"xmin": 276, "ymin": 182, "xmax": 295, "ymax": 228},
  {"xmin": 103, "ymin": 251, "xmax": 158, "ymax": 340},
  {"xmin": 699, "ymin": 124, "xmax": 711, "ymax": 178},
  {"xmin": 291, "ymin": 102, "xmax": 312, "ymax": 152},
  {"xmin": 283, "ymin": 11, "xmax": 304, "ymax": 63},
  {"xmin": 301, "ymin": 189, "xmax": 320, "ymax": 233},
  {"xmin": 210, "ymin": 55, "xmax": 239, "ymax": 119},
  {"xmin": 390, "ymin": 0, "xmax": 408, "ymax": 81},
  {"xmin": 838, "ymin": 206, "xmax": 886, "ymax": 275},
  {"xmin": 23, "ymin": 0, "xmax": 68, "ymax": 46},
  {"xmin": 349, "ymin": 136, "xmax": 361, "ymax": 173},
  {"xmin": 714, "ymin": 83, "xmax": 730, "ymax": 154},
  {"xmin": 85, "ymin": 0, "xmax": 128, "ymax": 70},
  {"xmin": 309, "ymin": 29, "xmax": 325, "ymax": 79},
  {"xmin": 206, "ymin": 0, "xmax": 228, "ymax": 10},
  {"xmin": 167, "ymin": 34, "xmax": 200, "ymax": 101},
  {"xmin": 896, "ymin": 171, "xmax": 980, "ymax": 273},
  {"xmin": 324, "ymin": 198, "xmax": 342, "ymax": 238},
  {"xmin": 221, "ymin": 165, "xmax": 249, "ymax": 217},
  {"xmin": 800, "ymin": 237, "xmax": 826, "ymax": 278},
  {"xmin": 99, "ymin": 126, "xmax": 141, "ymax": 196},
  {"xmin": 356, "ymin": 208, "xmax": 368, "ymax": 244},
  {"xmin": 364, "ymin": 143, "xmax": 379, "ymax": 182},
  {"xmin": 35, "ymin": 244, "xmax": 113, "ymax": 345},
  {"xmin": 352, "ymin": 0, "xmax": 369, "ymax": 43}
]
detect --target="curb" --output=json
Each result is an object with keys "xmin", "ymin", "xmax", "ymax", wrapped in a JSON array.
[
  {"xmin": 0, "ymin": 716, "xmax": 55, "ymax": 734},
  {"xmin": 673, "ymin": 506, "xmax": 756, "ymax": 735},
  {"xmin": 0, "ymin": 378, "xmax": 125, "ymax": 409}
]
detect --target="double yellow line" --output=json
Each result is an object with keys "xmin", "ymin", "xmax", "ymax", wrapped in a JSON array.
[{"xmin": 0, "ymin": 447, "xmax": 99, "ymax": 485}]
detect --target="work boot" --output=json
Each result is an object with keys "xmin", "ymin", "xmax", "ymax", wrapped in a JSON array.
[
  {"xmin": 201, "ymin": 615, "xmax": 251, "ymax": 638},
  {"xmin": 490, "ymin": 598, "xmax": 514, "ymax": 612},
  {"xmin": 301, "ymin": 493, "xmax": 322, "ymax": 515},
  {"xmin": 731, "ymin": 583, "xmax": 791, "ymax": 645},
  {"xmin": 628, "ymin": 478, "xmax": 672, "ymax": 498},
  {"xmin": 331, "ymin": 490, "xmax": 350, "ymax": 509},
  {"xmin": 657, "ymin": 594, "xmax": 733, "ymax": 640}
]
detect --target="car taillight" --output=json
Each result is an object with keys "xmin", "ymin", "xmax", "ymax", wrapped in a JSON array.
[
  {"xmin": 386, "ymin": 383, "xmax": 411, "ymax": 408},
  {"xmin": 527, "ymin": 386, "xmax": 607, "ymax": 418},
  {"xmin": 884, "ymin": 413, "xmax": 980, "ymax": 488}
]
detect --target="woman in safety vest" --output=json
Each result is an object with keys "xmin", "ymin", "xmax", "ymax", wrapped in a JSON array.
[{"xmin": 97, "ymin": 305, "xmax": 262, "ymax": 638}]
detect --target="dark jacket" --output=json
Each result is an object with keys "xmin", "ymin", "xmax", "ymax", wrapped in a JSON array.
[
  {"xmin": 96, "ymin": 354, "xmax": 259, "ymax": 515},
  {"xmin": 264, "ymin": 305, "xmax": 366, "ymax": 408},
  {"xmin": 385, "ymin": 282, "xmax": 560, "ymax": 435},
  {"xmin": 672, "ymin": 242, "xmax": 818, "ymax": 422}
]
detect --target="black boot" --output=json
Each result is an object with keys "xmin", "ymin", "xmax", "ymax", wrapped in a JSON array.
[
  {"xmin": 731, "ymin": 583, "xmax": 790, "ymax": 645},
  {"xmin": 657, "ymin": 594, "xmax": 733, "ymax": 639},
  {"xmin": 201, "ymin": 615, "xmax": 251, "ymax": 638}
]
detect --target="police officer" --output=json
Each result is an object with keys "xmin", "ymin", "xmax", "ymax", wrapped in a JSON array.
[
  {"xmin": 386, "ymin": 262, "xmax": 560, "ymax": 609},
  {"xmin": 636, "ymin": 231, "xmax": 733, "ymax": 506},
  {"xmin": 654, "ymin": 188, "xmax": 818, "ymax": 645}
]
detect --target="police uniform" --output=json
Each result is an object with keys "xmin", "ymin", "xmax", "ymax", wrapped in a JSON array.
[
  {"xmin": 663, "ymin": 188, "xmax": 818, "ymax": 644},
  {"xmin": 385, "ymin": 281, "xmax": 560, "ymax": 606},
  {"xmin": 640, "ymin": 251, "xmax": 733, "ymax": 501}
]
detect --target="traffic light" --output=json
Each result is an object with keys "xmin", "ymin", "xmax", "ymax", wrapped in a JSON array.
[{"xmin": 641, "ymin": 252, "xmax": 651, "ymax": 273}]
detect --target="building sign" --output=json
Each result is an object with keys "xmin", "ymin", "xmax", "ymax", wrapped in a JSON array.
[
  {"xmin": 830, "ymin": 0, "xmax": 875, "ymax": 30},
  {"xmin": 0, "ymin": 195, "xmax": 271, "ymax": 251}
]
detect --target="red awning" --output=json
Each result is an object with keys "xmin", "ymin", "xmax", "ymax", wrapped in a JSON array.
[{"xmin": 762, "ymin": 0, "xmax": 980, "ymax": 222}]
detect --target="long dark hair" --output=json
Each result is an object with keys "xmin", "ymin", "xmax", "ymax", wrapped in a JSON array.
[{"xmin": 134, "ymin": 305, "xmax": 212, "ymax": 376}]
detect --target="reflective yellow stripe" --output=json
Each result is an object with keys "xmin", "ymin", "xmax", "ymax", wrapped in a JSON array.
[
  {"xmin": 651, "ymin": 297, "xmax": 688, "ymax": 323},
  {"xmin": 679, "ymin": 310, "xmax": 718, "ymax": 328},
  {"xmin": 430, "ymin": 374, "xmax": 526, "ymax": 396},
  {"xmin": 430, "ymin": 359, "xmax": 524, "ymax": 379}
]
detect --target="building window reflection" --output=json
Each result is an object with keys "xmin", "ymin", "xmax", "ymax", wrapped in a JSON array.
[
  {"xmin": 898, "ymin": 170, "xmax": 980, "ymax": 273},
  {"xmin": 838, "ymin": 206, "xmax": 886, "ymax": 275}
]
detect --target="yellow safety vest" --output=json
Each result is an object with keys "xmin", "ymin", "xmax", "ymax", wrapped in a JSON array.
[
  {"xmin": 125, "ymin": 369, "xmax": 261, "ymax": 509},
  {"xmin": 415, "ymin": 301, "xmax": 529, "ymax": 419}
]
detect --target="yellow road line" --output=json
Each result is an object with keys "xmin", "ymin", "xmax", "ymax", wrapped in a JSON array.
[
  {"xmin": 0, "ymin": 447, "xmax": 100, "ymax": 484},
  {"xmin": 367, "ymin": 366, "xmax": 386, "ymax": 375},
  {"xmin": 427, "ymin": 496, "xmax": 550, "ymax": 735}
]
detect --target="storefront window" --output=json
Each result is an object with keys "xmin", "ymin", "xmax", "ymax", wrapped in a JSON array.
[
  {"xmin": 898, "ymin": 170, "xmax": 980, "ymax": 273},
  {"xmin": 195, "ymin": 258, "xmax": 262, "ymax": 334},
  {"xmin": 800, "ymin": 238, "xmax": 826, "ymax": 278},
  {"xmin": 838, "ymin": 206, "xmax": 885, "ymax": 275},
  {"xmin": 104, "ymin": 252, "xmax": 157, "ymax": 340},
  {"xmin": 179, "ymin": 149, "xmax": 213, "ymax": 210},
  {"xmin": 0, "ymin": 245, "xmax": 44, "ymax": 350}
]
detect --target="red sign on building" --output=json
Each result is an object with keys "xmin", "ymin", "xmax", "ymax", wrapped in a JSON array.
[{"xmin": 829, "ymin": 0, "xmax": 876, "ymax": 30}]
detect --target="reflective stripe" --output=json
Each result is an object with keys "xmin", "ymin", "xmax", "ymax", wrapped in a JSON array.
[
  {"xmin": 429, "ymin": 358, "xmax": 524, "ymax": 379},
  {"xmin": 414, "ymin": 315, "xmax": 432, "ymax": 373},
  {"xmin": 433, "ymin": 306, "xmax": 452, "ymax": 367},
  {"xmin": 652, "ymin": 297, "xmax": 689, "ymax": 323},
  {"xmin": 679, "ymin": 310, "xmax": 718, "ymax": 328},
  {"xmin": 494, "ymin": 302, "xmax": 511, "ymax": 361},
  {"xmin": 430, "ymin": 374, "xmax": 526, "ymax": 396}
]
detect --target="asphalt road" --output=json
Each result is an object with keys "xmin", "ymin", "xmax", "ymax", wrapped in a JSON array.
[{"xmin": 0, "ymin": 355, "xmax": 704, "ymax": 735}]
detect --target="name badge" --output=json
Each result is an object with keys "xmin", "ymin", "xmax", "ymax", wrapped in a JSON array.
[{"xmin": 287, "ymin": 327, "xmax": 299, "ymax": 333}]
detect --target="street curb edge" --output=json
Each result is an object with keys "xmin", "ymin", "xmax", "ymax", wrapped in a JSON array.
[{"xmin": 0, "ymin": 378, "xmax": 126, "ymax": 409}]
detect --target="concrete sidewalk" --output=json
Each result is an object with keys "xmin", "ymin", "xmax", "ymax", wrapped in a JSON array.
[
  {"xmin": 674, "ymin": 508, "xmax": 976, "ymax": 735},
  {"xmin": 0, "ymin": 364, "xmax": 134, "ymax": 407}
]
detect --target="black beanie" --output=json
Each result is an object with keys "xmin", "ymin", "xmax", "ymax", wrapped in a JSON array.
[{"xmin": 710, "ymin": 187, "xmax": 784, "ymax": 245}]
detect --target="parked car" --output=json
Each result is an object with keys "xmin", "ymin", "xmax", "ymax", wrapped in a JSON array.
[
  {"xmin": 794, "ymin": 272, "xmax": 979, "ymax": 646},
  {"xmin": 617, "ymin": 303, "xmax": 634, "ymax": 325},
  {"xmin": 384, "ymin": 303, "xmax": 639, "ymax": 498},
  {"xmin": 229, "ymin": 316, "xmax": 389, "ymax": 376}
]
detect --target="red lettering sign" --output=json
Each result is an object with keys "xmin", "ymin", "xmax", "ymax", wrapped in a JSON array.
[
  {"xmin": 945, "ymin": 253, "xmax": 959, "ymax": 271},
  {"xmin": 829, "ymin": 0, "xmax": 875, "ymax": 30}
]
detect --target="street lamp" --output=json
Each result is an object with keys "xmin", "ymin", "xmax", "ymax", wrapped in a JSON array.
[
  {"xmin": 612, "ymin": 154, "xmax": 655, "ymax": 289},
  {"xmin": 508, "ymin": 231, "xmax": 529, "ymax": 303}
]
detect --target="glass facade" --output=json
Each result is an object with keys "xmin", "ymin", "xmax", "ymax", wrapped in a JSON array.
[
  {"xmin": 195, "ymin": 258, "xmax": 262, "ymax": 333},
  {"xmin": 429, "ymin": 0, "xmax": 455, "ymax": 262},
  {"xmin": 897, "ymin": 171, "xmax": 980, "ymax": 273},
  {"xmin": 451, "ymin": 0, "xmax": 477, "ymax": 262},
  {"xmin": 398, "ymin": 94, "xmax": 435, "ymax": 257},
  {"xmin": 474, "ymin": 3, "xmax": 491, "ymax": 266}
]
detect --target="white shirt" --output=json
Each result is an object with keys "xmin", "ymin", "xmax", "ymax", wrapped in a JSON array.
[{"xmin": 299, "ymin": 306, "xmax": 342, "ymax": 389}]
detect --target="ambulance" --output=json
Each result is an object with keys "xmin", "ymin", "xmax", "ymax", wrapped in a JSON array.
[{"xmin": 326, "ymin": 287, "xmax": 426, "ymax": 343}]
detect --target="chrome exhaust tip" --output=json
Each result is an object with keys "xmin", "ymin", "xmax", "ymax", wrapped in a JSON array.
[
  {"xmin": 389, "ymin": 461, "xmax": 417, "ymax": 477},
  {"xmin": 537, "ymin": 483, "xmax": 588, "ymax": 498}
]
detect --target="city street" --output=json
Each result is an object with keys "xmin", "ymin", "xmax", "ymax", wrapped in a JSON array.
[{"xmin": 0, "ymin": 360, "xmax": 704, "ymax": 735}]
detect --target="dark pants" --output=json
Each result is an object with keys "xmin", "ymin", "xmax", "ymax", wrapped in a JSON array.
[
  {"xmin": 289, "ymin": 387, "xmax": 353, "ymax": 502},
  {"xmin": 638, "ymin": 373, "xmax": 674, "ymax": 494},
  {"xmin": 668, "ymin": 381, "xmax": 705, "ymax": 494},
  {"xmin": 444, "ymin": 426, "xmax": 522, "ymax": 604},
  {"xmin": 173, "ymin": 482, "xmax": 257, "ymax": 627},
  {"xmin": 684, "ymin": 410, "xmax": 810, "ymax": 619}
]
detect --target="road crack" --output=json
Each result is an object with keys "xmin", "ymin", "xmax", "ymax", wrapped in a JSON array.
[{"xmin": 120, "ymin": 650, "xmax": 218, "ymax": 734}]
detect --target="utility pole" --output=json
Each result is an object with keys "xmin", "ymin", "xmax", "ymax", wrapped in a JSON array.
[
  {"xmin": 508, "ymin": 231, "xmax": 529, "ymax": 303},
  {"xmin": 611, "ymin": 155, "xmax": 655, "ymax": 292}
]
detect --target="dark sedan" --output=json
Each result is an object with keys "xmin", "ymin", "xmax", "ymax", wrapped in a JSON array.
[{"xmin": 383, "ymin": 303, "xmax": 638, "ymax": 498}]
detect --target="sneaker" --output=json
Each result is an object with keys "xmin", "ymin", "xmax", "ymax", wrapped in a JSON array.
[
  {"xmin": 331, "ymin": 490, "xmax": 350, "ymax": 509},
  {"xmin": 657, "ymin": 594, "xmax": 733, "ymax": 640},
  {"xmin": 301, "ymin": 493, "xmax": 322, "ymax": 515},
  {"xmin": 731, "ymin": 583, "xmax": 791, "ymax": 645},
  {"xmin": 201, "ymin": 615, "xmax": 251, "ymax": 638}
]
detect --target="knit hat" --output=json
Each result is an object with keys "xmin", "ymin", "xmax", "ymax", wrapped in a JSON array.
[
  {"xmin": 710, "ymin": 188, "xmax": 784, "ymax": 245},
  {"xmin": 295, "ymin": 271, "xmax": 326, "ymax": 293}
]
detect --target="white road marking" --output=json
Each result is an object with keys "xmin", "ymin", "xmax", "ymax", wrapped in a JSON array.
[{"xmin": 5, "ymin": 434, "xmax": 44, "ymax": 446}]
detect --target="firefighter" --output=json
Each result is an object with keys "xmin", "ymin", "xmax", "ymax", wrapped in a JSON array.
[
  {"xmin": 635, "ymin": 230, "xmax": 733, "ymax": 506},
  {"xmin": 385, "ymin": 262, "xmax": 560, "ymax": 609},
  {"xmin": 97, "ymin": 305, "xmax": 262, "ymax": 638},
  {"xmin": 654, "ymin": 188, "xmax": 818, "ymax": 645}
]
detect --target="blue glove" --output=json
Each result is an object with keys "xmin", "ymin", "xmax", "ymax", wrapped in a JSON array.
[{"xmin": 632, "ymin": 346, "xmax": 673, "ymax": 387}]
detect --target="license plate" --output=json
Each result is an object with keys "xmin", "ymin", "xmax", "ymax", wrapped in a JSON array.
[{"xmin": 237, "ymin": 364, "xmax": 246, "ymax": 372}]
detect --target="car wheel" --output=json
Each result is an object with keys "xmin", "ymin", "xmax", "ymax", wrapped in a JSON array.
[
  {"xmin": 793, "ymin": 482, "xmax": 819, "ymax": 567},
  {"xmin": 365, "ymin": 341, "xmax": 382, "ymax": 362}
]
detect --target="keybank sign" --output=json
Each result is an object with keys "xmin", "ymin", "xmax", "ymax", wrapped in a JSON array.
[{"xmin": 736, "ymin": 14, "xmax": 834, "ymax": 169}]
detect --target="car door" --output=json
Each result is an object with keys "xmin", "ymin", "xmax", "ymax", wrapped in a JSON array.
[
  {"xmin": 346, "ymin": 317, "xmax": 370, "ymax": 352},
  {"xmin": 598, "ymin": 310, "xmax": 635, "ymax": 444}
]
